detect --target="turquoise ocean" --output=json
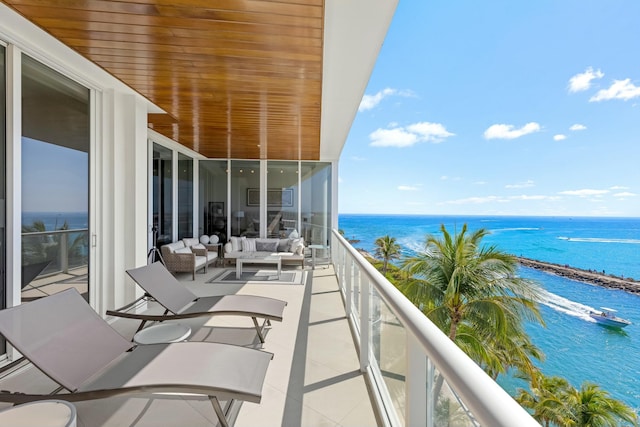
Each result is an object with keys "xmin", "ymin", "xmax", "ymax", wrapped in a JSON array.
[{"xmin": 338, "ymin": 214, "xmax": 640, "ymax": 412}]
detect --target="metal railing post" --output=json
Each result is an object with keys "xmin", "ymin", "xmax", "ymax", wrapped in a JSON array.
[
  {"xmin": 359, "ymin": 273, "xmax": 370, "ymax": 373},
  {"xmin": 406, "ymin": 333, "xmax": 427, "ymax": 427},
  {"xmin": 345, "ymin": 255, "xmax": 352, "ymax": 317},
  {"xmin": 426, "ymin": 358, "xmax": 435, "ymax": 427},
  {"xmin": 60, "ymin": 232, "xmax": 69, "ymax": 273}
]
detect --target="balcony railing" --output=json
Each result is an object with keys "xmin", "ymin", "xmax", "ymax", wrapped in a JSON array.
[
  {"xmin": 330, "ymin": 230, "xmax": 540, "ymax": 427},
  {"xmin": 21, "ymin": 229, "xmax": 89, "ymax": 300}
]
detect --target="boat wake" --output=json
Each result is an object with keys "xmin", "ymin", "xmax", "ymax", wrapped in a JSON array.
[
  {"xmin": 558, "ymin": 236, "xmax": 640, "ymax": 244},
  {"xmin": 536, "ymin": 289, "xmax": 597, "ymax": 323}
]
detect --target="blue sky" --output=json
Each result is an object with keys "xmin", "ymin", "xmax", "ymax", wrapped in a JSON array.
[
  {"xmin": 339, "ymin": 1, "xmax": 640, "ymax": 217},
  {"xmin": 22, "ymin": 138, "xmax": 88, "ymax": 212}
]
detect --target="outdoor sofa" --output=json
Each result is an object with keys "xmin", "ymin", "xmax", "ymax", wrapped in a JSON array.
[{"xmin": 223, "ymin": 236, "xmax": 305, "ymax": 267}]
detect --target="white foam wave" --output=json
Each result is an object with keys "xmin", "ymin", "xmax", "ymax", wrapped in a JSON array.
[
  {"xmin": 557, "ymin": 237, "xmax": 640, "ymax": 244},
  {"xmin": 536, "ymin": 289, "xmax": 596, "ymax": 322}
]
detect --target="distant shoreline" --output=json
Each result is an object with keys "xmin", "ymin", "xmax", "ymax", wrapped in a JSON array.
[{"xmin": 517, "ymin": 257, "xmax": 640, "ymax": 295}]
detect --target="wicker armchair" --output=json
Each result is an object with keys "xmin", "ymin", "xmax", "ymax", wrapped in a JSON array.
[{"xmin": 160, "ymin": 240, "xmax": 216, "ymax": 280}]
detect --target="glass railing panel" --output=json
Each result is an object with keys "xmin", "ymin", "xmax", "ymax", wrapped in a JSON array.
[
  {"xmin": 433, "ymin": 367, "xmax": 480, "ymax": 427},
  {"xmin": 371, "ymin": 286, "xmax": 407, "ymax": 425},
  {"xmin": 352, "ymin": 264, "xmax": 361, "ymax": 315},
  {"xmin": 21, "ymin": 229, "xmax": 89, "ymax": 301}
]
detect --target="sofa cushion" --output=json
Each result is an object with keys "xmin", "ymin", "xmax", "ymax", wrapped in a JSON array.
[
  {"xmin": 191, "ymin": 243, "xmax": 207, "ymax": 251},
  {"xmin": 174, "ymin": 246, "xmax": 192, "ymax": 254},
  {"xmin": 230, "ymin": 236, "xmax": 242, "ymax": 252},
  {"xmin": 256, "ymin": 239, "xmax": 278, "ymax": 252},
  {"xmin": 290, "ymin": 238, "xmax": 304, "ymax": 255},
  {"xmin": 162, "ymin": 241, "xmax": 185, "ymax": 254},
  {"xmin": 277, "ymin": 239, "xmax": 290, "ymax": 252},
  {"xmin": 182, "ymin": 237, "xmax": 199, "ymax": 248},
  {"xmin": 242, "ymin": 238, "xmax": 257, "ymax": 252}
]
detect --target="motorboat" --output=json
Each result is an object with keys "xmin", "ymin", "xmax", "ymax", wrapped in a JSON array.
[{"xmin": 589, "ymin": 307, "xmax": 631, "ymax": 328}]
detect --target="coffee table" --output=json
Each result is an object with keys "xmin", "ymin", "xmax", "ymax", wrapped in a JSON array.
[{"xmin": 236, "ymin": 255, "xmax": 281, "ymax": 279}]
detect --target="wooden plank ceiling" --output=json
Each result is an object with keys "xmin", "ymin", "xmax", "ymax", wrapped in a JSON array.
[{"xmin": 3, "ymin": 0, "xmax": 324, "ymax": 160}]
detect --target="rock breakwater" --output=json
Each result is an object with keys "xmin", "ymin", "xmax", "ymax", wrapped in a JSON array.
[{"xmin": 517, "ymin": 257, "xmax": 640, "ymax": 295}]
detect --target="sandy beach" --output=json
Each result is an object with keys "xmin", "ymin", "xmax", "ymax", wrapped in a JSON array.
[{"xmin": 518, "ymin": 257, "xmax": 640, "ymax": 295}]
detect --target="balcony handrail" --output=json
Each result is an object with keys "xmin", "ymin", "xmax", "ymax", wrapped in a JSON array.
[
  {"xmin": 21, "ymin": 228, "xmax": 88, "ymax": 236},
  {"xmin": 331, "ymin": 229, "xmax": 539, "ymax": 427}
]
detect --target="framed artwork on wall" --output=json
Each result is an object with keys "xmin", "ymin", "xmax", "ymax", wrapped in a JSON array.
[{"xmin": 246, "ymin": 188, "xmax": 294, "ymax": 207}]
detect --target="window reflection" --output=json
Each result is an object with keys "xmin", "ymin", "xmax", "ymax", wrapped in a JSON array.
[{"xmin": 21, "ymin": 54, "xmax": 90, "ymax": 302}]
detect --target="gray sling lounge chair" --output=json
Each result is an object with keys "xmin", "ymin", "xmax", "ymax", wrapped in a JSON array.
[
  {"xmin": 0, "ymin": 288, "xmax": 272, "ymax": 427},
  {"xmin": 106, "ymin": 262, "xmax": 286, "ymax": 344}
]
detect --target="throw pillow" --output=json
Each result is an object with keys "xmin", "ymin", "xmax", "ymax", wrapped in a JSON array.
[
  {"xmin": 209, "ymin": 235, "xmax": 219, "ymax": 244},
  {"xmin": 174, "ymin": 247, "xmax": 192, "ymax": 254},
  {"xmin": 191, "ymin": 243, "xmax": 206, "ymax": 251},
  {"xmin": 230, "ymin": 236, "xmax": 242, "ymax": 252},
  {"xmin": 277, "ymin": 239, "xmax": 290, "ymax": 252},
  {"xmin": 288, "ymin": 229, "xmax": 299, "ymax": 239},
  {"xmin": 290, "ymin": 238, "xmax": 304, "ymax": 255},
  {"xmin": 256, "ymin": 240, "xmax": 278, "ymax": 252},
  {"xmin": 199, "ymin": 235, "xmax": 210, "ymax": 244},
  {"xmin": 242, "ymin": 238, "xmax": 257, "ymax": 252}
]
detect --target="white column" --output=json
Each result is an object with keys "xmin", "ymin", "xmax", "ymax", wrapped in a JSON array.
[
  {"xmin": 5, "ymin": 44, "xmax": 21, "ymax": 328},
  {"xmin": 96, "ymin": 90, "xmax": 148, "ymax": 315}
]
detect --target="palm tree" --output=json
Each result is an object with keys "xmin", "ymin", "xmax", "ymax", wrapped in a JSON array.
[
  {"xmin": 517, "ymin": 375, "xmax": 638, "ymax": 427},
  {"xmin": 566, "ymin": 382, "xmax": 637, "ymax": 427},
  {"xmin": 516, "ymin": 373, "xmax": 573, "ymax": 427},
  {"xmin": 399, "ymin": 224, "xmax": 544, "ymax": 391},
  {"xmin": 374, "ymin": 235, "xmax": 401, "ymax": 275}
]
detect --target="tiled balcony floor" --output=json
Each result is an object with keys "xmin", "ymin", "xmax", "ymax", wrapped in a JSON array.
[{"xmin": 0, "ymin": 264, "xmax": 380, "ymax": 427}]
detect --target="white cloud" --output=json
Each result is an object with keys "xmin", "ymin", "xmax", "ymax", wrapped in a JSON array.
[
  {"xmin": 570, "ymin": 124, "xmax": 586, "ymax": 131},
  {"xmin": 359, "ymin": 88, "xmax": 396, "ymax": 111},
  {"xmin": 510, "ymin": 195, "xmax": 560, "ymax": 201},
  {"xmin": 613, "ymin": 192, "xmax": 636, "ymax": 198},
  {"xmin": 406, "ymin": 122, "xmax": 455, "ymax": 142},
  {"xmin": 568, "ymin": 67, "xmax": 604, "ymax": 93},
  {"xmin": 369, "ymin": 128, "xmax": 417, "ymax": 147},
  {"xmin": 398, "ymin": 185, "xmax": 420, "ymax": 191},
  {"xmin": 483, "ymin": 122, "xmax": 541, "ymax": 140},
  {"xmin": 505, "ymin": 180, "xmax": 535, "ymax": 189},
  {"xmin": 610, "ymin": 185, "xmax": 629, "ymax": 190},
  {"xmin": 554, "ymin": 134, "xmax": 567, "ymax": 141},
  {"xmin": 359, "ymin": 88, "xmax": 415, "ymax": 112},
  {"xmin": 590, "ymin": 79, "xmax": 640, "ymax": 102},
  {"xmin": 559, "ymin": 189, "xmax": 609, "ymax": 197},
  {"xmin": 369, "ymin": 121, "xmax": 454, "ymax": 147},
  {"xmin": 442, "ymin": 196, "xmax": 506, "ymax": 205}
]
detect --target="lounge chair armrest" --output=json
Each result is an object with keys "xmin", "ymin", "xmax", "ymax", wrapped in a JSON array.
[{"xmin": 107, "ymin": 294, "xmax": 149, "ymax": 315}]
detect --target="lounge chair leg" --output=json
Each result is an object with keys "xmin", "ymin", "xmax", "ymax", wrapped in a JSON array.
[
  {"xmin": 252, "ymin": 317, "xmax": 266, "ymax": 344},
  {"xmin": 210, "ymin": 396, "xmax": 231, "ymax": 427},
  {"xmin": 135, "ymin": 320, "xmax": 148, "ymax": 333}
]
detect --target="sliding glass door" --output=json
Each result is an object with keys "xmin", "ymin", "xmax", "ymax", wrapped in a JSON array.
[
  {"xmin": 21, "ymin": 54, "xmax": 90, "ymax": 302},
  {"xmin": 0, "ymin": 45, "xmax": 6, "ymax": 354}
]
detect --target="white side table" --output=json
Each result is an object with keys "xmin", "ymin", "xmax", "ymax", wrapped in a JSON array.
[
  {"xmin": 0, "ymin": 400, "xmax": 76, "ymax": 427},
  {"xmin": 133, "ymin": 323, "xmax": 191, "ymax": 345},
  {"xmin": 308, "ymin": 245, "xmax": 329, "ymax": 269}
]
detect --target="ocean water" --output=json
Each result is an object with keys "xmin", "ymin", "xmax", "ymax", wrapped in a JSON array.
[
  {"xmin": 22, "ymin": 212, "xmax": 88, "ymax": 230},
  {"xmin": 338, "ymin": 214, "xmax": 640, "ymax": 412}
]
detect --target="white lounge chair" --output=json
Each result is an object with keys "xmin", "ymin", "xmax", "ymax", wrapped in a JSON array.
[
  {"xmin": 0, "ymin": 288, "xmax": 273, "ymax": 427},
  {"xmin": 107, "ymin": 262, "xmax": 287, "ymax": 344}
]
